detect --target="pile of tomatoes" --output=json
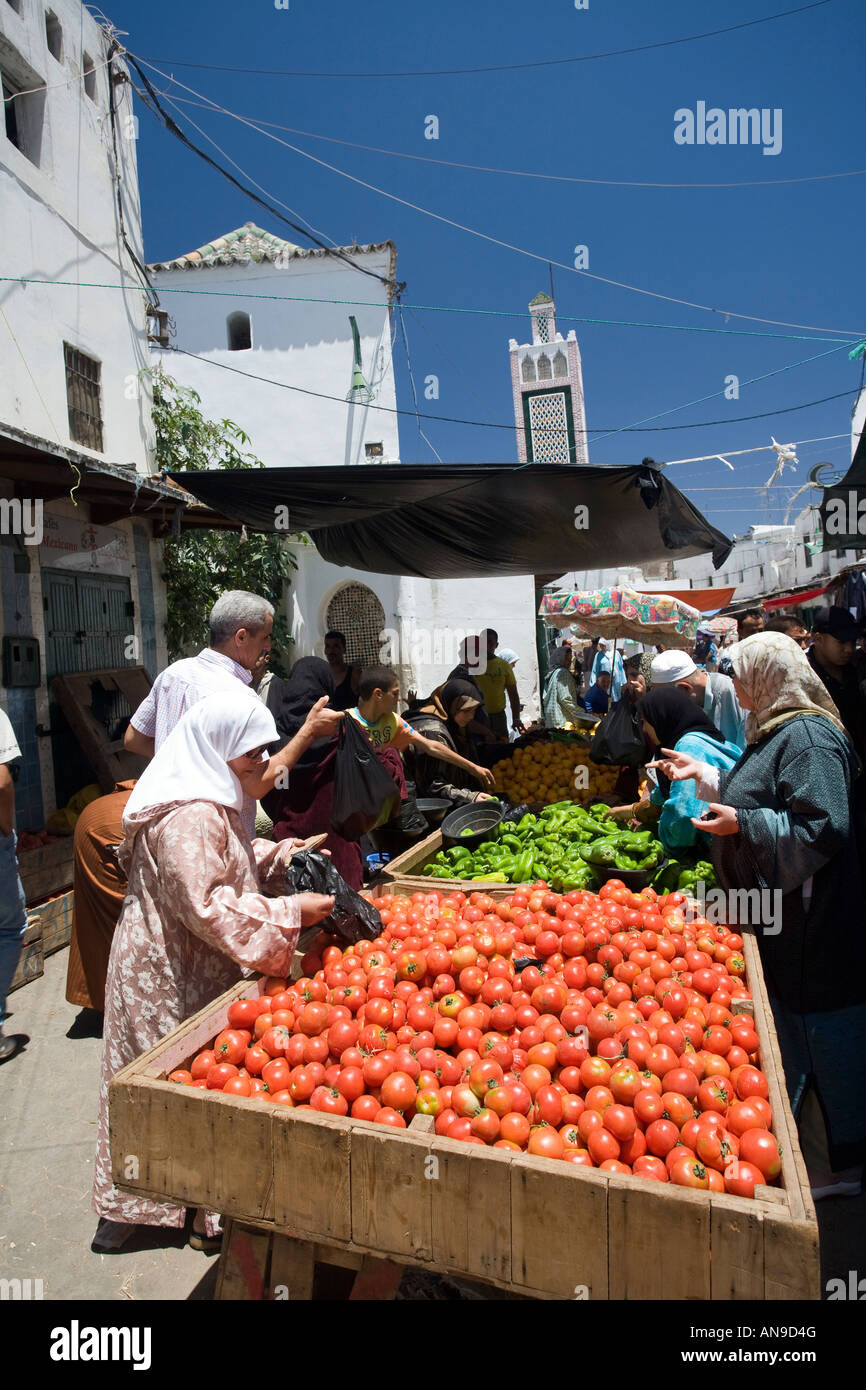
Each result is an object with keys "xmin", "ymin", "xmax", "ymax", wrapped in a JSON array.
[{"xmin": 170, "ymin": 882, "xmax": 781, "ymax": 1199}]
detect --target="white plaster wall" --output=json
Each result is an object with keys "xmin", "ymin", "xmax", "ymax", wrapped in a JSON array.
[
  {"xmin": 284, "ymin": 552, "xmax": 540, "ymax": 723},
  {"xmin": 0, "ymin": 0, "xmax": 152, "ymax": 471},
  {"xmin": 150, "ymin": 249, "xmax": 399, "ymax": 468}
]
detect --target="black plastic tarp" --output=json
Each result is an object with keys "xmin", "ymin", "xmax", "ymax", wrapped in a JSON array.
[{"xmin": 170, "ymin": 463, "xmax": 732, "ymax": 579}]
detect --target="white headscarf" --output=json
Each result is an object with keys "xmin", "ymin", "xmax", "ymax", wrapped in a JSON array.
[
  {"xmin": 726, "ymin": 631, "xmax": 847, "ymax": 744},
  {"xmin": 123, "ymin": 692, "xmax": 278, "ymax": 829}
]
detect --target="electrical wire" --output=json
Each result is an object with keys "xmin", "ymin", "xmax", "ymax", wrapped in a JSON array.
[
  {"xmin": 157, "ymin": 345, "xmax": 858, "ymax": 444},
  {"xmin": 589, "ymin": 340, "xmax": 858, "ymax": 445},
  {"xmin": 132, "ymin": 57, "xmax": 864, "ymax": 340},
  {"xmin": 1, "ymin": 275, "xmax": 853, "ymax": 345},
  {"xmin": 160, "ymin": 93, "xmax": 866, "ymax": 192},
  {"xmin": 125, "ymin": 55, "xmax": 401, "ymax": 294},
  {"xmin": 397, "ymin": 307, "xmax": 443, "ymax": 464},
  {"xmin": 137, "ymin": 1, "xmax": 833, "ymax": 79},
  {"xmin": 0, "ymin": 53, "xmax": 113, "ymax": 103},
  {"xmin": 156, "ymin": 88, "xmax": 341, "ymax": 254}
]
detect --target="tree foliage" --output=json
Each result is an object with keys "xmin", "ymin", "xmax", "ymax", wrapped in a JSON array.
[{"xmin": 151, "ymin": 369, "xmax": 296, "ymax": 673}]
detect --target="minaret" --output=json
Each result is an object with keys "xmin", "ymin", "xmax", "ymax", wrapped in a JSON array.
[{"xmin": 509, "ymin": 293, "xmax": 588, "ymax": 463}]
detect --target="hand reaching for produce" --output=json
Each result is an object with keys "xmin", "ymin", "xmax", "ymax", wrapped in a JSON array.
[
  {"xmin": 475, "ymin": 764, "xmax": 497, "ymax": 791},
  {"xmin": 646, "ymin": 747, "xmax": 708, "ymax": 784},
  {"xmin": 691, "ymin": 803, "xmax": 739, "ymax": 836},
  {"xmin": 295, "ymin": 892, "xmax": 336, "ymax": 926}
]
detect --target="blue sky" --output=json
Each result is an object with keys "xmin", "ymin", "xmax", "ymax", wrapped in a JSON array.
[{"xmin": 105, "ymin": 0, "xmax": 866, "ymax": 539}]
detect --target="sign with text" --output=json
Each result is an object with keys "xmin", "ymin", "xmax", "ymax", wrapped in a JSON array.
[{"xmin": 39, "ymin": 513, "xmax": 130, "ymax": 575}]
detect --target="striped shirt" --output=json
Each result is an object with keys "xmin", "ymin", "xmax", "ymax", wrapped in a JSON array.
[{"xmin": 130, "ymin": 649, "xmax": 258, "ymax": 833}]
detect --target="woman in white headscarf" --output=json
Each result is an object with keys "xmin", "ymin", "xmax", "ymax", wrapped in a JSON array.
[
  {"xmin": 542, "ymin": 646, "xmax": 581, "ymax": 728},
  {"xmin": 92, "ymin": 694, "xmax": 335, "ymax": 1248},
  {"xmin": 651, "ymin": 632, "xmax": 866, "ymax": 1198}
]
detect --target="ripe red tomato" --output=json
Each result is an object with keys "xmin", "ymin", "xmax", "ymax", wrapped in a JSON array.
[
  {"xmin": 227, "ymin": 998, "xmax": 261, "ymax": 1031},
  {"xmin": 528, "ymin": 1125, "xmax": 565, "ymax": 1159},
  {"xmin": 738, "ymin": 1128, "xmax": 781, "ymax": 1180},
  {"xmin": 723, "ymin": 1159, "xmax": 765, "ymax": 1198},
  {"xmin": 310, "ymin": 1086, "xmax": 349, "ymax": 1115},
  {"xmin": 168, "ymin": 1069, "xmax": 193, "ymax": 1085},
  {"xmin": 375, "ymin": 1107, "xmax": 407, "ymax": 1128},
  {"xmin": 206, "ymin": 1062, "xmax": 239, "ymax": 1090}
]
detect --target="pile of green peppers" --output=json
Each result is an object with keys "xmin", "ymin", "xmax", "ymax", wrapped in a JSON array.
[
  {"xmin": 652, "ymin": 855, "xmax": 717, "ymax": 893},
  {"xmin": 421, "ymin": 801, "xmax": 663, "ymax": 890}
]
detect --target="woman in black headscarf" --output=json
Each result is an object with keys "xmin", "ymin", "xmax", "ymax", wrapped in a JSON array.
[
  {"xmin": 607, "ymin": 685, "xmax": 741, "ymax": 853},
  {"xmin": 262, "ymin": 657, "xmax": 364, "ymax": 888},
  {"xmin": 402, "ymin": 680, "xmax": 497, "ymax": 807}
]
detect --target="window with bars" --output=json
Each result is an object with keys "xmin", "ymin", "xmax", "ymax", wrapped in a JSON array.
[
  {"xmin": 64, "ymin": 344, "xmax": 104, "ymax": 451},
  {"xmin": 535, "ymin": 315, "xmax": 549, "ymax": 343},
  {"xmin": 325, "ymin": 583, "xmax": 387, "ymax": 669}
]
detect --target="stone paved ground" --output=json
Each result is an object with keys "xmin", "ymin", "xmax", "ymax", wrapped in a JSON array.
[{"xmin": 1, "ymin": 948, "xmax": 863, "ymax": 1302}]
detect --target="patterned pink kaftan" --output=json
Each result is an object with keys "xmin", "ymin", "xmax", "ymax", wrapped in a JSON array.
[{"xmin": 93, "ymin": 799, "xmax": 301, "ymax": 1228}]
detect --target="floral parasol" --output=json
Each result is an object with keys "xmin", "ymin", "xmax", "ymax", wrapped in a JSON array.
[{"xmin": 539, "ymin": 587, "xmax": 702, "ymax": 651}]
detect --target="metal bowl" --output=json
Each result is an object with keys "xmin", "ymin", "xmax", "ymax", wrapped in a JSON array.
[{"xmin": 414, "ymin": 798, "xmax": 452, "ymax": 827}]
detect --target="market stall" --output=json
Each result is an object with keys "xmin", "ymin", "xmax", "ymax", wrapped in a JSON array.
[{"xmin": 110, "ymin": 880, "xmax": 818, "ymax": 1300}]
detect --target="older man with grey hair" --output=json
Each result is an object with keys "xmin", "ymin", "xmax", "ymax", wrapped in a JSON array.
[{"xmin": 125, "ymin": 590, "xmax": 342, "ymax": 830}]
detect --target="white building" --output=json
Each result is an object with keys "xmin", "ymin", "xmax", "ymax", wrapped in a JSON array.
[
  {"xmin": 150, "ymin": 225, "xmax": 541, "ymax": 720},
  {"xmin": 0, "ymin": 1, "xmax": 203, "ymax": 826}
]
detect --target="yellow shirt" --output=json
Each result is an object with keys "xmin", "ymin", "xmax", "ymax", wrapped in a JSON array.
[
  {"xmin": 474, "ymin": 657, "xmax": 516, "ymax": 716},
  {"xmin": 349, "ymin": 708, "xmax": 415, "ymax": 751}
]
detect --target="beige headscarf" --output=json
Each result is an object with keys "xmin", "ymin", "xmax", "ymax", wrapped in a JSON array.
[{"xmin": 725, "ymin": 631, "xmax": 848, "ymax": 745}]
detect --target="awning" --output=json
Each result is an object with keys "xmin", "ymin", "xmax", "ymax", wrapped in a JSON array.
[
  {"xmin": 540, "ymin": 586, "xmax": 702, "ymax": 651},
  {"xmin": 762, "ymin": 583, "xmax": 832, "ymax": 611},
  {"xmin": 0, "ymin": 424, "xmax": 237, "ymax": 533},
  {"xmin": 635, "ymin": 586, "xmax": 736, "ymax": 612},
  {"xmin": 170, "ymin": 463, "xmax": 733, "ymax": 580}
]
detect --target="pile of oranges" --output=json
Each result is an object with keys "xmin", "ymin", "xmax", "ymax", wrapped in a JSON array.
[{"xmin": 492, "ymin": 741, "xmax": 620, "ymax": 805}]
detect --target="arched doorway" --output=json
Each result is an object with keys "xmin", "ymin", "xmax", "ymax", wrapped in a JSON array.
[{"xmin": 325, "ymin": 583, "xmax": 387, "ymax": 669}]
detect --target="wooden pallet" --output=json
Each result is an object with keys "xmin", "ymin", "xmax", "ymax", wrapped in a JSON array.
[
  {"xmin": 381, "ymin": 828, "xmax": 516, "ymax": 894},
  {"xmin": 29, "ymin": 890, "xmax": 74, "ymax": 957},
  {"xmin": 109, "ymin": 920, "xmax": 819, "ymax": 1300},
  {"xmin": 8, "ymin": 915, "xmax": 44, "ymax": 993},
  {"xmin": 51, "ymin": 667, "xmax": 152, "ymax": 794},
  {"xmin": 17, "ymin": 837, "xmax": 74, "ymax": 905}
]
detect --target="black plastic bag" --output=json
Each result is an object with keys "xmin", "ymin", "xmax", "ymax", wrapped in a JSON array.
[
  {"xmin": 589, "ymin": 698, "xmax": 646, "ymax": 767},
  {"xmin": 284, "ymin": 850, "xmax": 383, "ymax": 943},
  {"xmin": 331, "ymin": 715, "xmax": 401, "ymax": 839}
]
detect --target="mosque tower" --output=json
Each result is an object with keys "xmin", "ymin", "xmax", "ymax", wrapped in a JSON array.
[{"xmin": 508, "ymin": 292, "xmax": 588, "ymax": 464}]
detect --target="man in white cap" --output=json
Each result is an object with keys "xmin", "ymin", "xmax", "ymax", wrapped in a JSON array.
[{"xmin": 650, "ymin": 649, "xmax": 746, "ymax": 751}]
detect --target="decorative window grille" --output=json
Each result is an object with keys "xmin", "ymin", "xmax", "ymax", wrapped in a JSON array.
[
  {"xmin": 537, "ymin": 353, "xmax": 552, "ymax": 381},
  {"xmin": 521, "ymin": 356, "xmax": 536, "ymax": 382},
  {"xmin": 528, "ymin": 392, "xmax": 570, "ymax": 463},
  {"xmin": 535, "ymin": 315, "xmax": 549, "ymax": 343},
  {"xmin": 64, "ymin": 344, "xmax": 103, "ymax": 451},
  {"xmin": 325, "ymin": 583, "xmax": 387, "ymax": 668}
]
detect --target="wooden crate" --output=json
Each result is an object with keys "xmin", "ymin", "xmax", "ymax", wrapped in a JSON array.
[
  {"xmin": 9, "ymin": 915, "xmax": 44, "ymax": 993},
  {"xmin": 109, "ymin": 924, "xmax": 819, "ymax": 1300},
  {"xmin": 17, "ymin": 837, "xmax": 75, "ymax": 905},
  {"xmin": 381, "ymin": 828, "xmax": 515, "ymax": 893},
  {"xmin": 30, "ymin": 890, "xmax": 74, "ymax": 957}
]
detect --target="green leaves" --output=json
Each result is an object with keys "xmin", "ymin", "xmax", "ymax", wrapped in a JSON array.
[{"xmin": 151, "ymin": 368, "xmax": 296, "ymax": 673}]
